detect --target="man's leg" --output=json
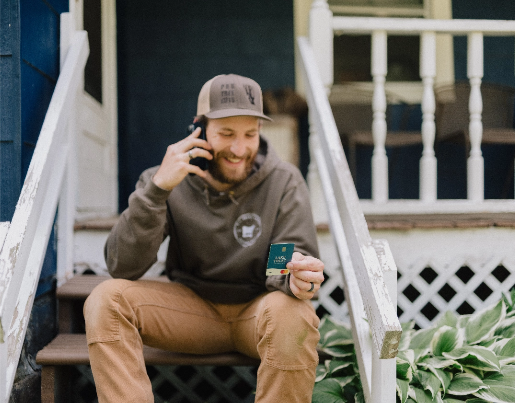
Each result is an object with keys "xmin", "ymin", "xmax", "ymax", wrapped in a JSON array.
[
  {"xmin": 83, "ymin": 279, "xmax": 232, "ymax": 403},
  {"xmin": 230, "ymin": 291, "xmax": 320, "ymax": 403}
]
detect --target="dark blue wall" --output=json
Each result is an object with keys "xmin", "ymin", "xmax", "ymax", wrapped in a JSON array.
[
  {"xmin": 117, "ymin": 0, "xmax": 295, "ymax": 211},
  {"xmin": 0, "ymin": 0, "xmax": 22, "ymax": 222}
]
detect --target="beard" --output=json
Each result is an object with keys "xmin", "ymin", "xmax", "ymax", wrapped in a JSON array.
[{"xmin": 208, "ymin": 148, "xmax": 256, "ymax": 185}]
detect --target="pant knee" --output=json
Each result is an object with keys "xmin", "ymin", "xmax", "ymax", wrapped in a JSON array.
[
  {"xmin": 258, "ymin": 292, "xmax": 320, "ymax": 370},
  {"xmin": 84, "ymin": 278, "xmax": 134, "ymax": 344}
]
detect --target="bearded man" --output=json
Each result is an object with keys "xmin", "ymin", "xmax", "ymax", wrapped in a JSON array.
[{"xmin": 84, "ymin": 74, "xmax": 324, "ymax": 403}]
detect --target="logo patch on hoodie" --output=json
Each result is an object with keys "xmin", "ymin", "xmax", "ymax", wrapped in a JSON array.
[{"xmin": 233, "ymin": 213, "xmax": 262, "ymax": 247}]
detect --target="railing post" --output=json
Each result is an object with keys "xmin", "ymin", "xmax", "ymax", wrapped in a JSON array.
[
  {"xmin": 419, "ymin": 32, "xmax": 437, "ymax": 202},
  {"xmin": 309, "ymin": 0, "xmax": 333, "ymax": 93},
  {"xmin": 467, "ymin": 32, "xmax": 484, "ymax": 202},
  {"xmin": 371, "ymin": 30, "xmax": 388, "ymax": 203},
  {"xmin": 371, "ymin": 239, "xmax": 397, "ymax": 403},
  {"xmin": 308, "ymin": 111, "xmax": 329, "ymax": 226},
  {"xmin": 57, "ymin": 13, "xmax": 78, "ymax": 285}
]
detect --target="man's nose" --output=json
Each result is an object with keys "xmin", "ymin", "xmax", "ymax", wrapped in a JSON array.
[{"xmin": 230, "ymin": 139, "xmax": 246, "ymax": 157}]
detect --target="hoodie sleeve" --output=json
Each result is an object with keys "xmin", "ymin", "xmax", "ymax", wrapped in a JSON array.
[
  {"xmin": 265, "ymin": 167, "xmax": 320, "ymax": 297},
  {"xmin": 105, "ymin": 167, "xmax": 171, "ymax": 279}
]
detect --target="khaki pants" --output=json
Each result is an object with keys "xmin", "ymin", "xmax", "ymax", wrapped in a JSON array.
[{"xmin": 83, "ymin": 279, "xmax": 320, "ymax": 403}]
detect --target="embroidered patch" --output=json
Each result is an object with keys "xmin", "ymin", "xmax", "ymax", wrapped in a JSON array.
[{"xmin": 233, "ymin": 213, "xmax": 262, "ymax": 247}]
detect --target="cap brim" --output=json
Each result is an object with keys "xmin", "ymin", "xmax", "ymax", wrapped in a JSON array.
[{"xmin": 204, "ymin": 108, "xmax": 273, "ymax": 121}]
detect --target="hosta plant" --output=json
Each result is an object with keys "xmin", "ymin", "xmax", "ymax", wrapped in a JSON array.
[{"xmin": 313, "ymin": 289, "xmax": 515, "ymax": 403}]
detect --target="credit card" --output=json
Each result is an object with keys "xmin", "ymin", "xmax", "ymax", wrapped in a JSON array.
[{"xmin": 266, "ymin": 243, "xmax": 294, "ymax": 276}]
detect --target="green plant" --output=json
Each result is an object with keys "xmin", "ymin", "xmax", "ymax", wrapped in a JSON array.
[{"xmin": 313, "ymin": 289, "xmax": 515, "ymax": 403}]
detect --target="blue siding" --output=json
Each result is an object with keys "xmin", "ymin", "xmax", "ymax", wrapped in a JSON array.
[{"xmin": 0, "ymin": 0, "xmax": 22, "ymax": 221}]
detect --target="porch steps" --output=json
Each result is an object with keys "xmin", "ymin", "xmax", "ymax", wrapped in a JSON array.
[{"xmin": 36, "ymin": 274, "xmax": 327, "ymax": 402}]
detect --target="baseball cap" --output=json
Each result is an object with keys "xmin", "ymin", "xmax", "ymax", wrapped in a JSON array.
[{"xmin": 197, "ymin": 74, "xmax": 272, "ymax": 121}]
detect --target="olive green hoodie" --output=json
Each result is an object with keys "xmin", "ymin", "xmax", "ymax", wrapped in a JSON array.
[{"xmin": 105, "ymin": 136, "xmax": 319, "ymax": 304}]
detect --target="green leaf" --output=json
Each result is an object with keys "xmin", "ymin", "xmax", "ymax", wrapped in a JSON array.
[
  {"xmin": 397, "ymin": 358, "xmax": 413, "ymax": 382},
  {"xmin": 474, "ymin": 384, "xmax": 515, "ymax": 403},
  {"xmin": 318, "ymin": 316, "xmax": 353, "ymax": 345},
  {"xmin": 443, "ymin": 346, "xmax": 501, "ymax": 372},
  {"xmin": 466, "ymin": 300, "xmax": 506, "ymax": 345},
  {"xmin": 433, "ymin": 368, "xmax": 452, "ymax": 394},
  {"xmin": 432, "ymin": 326, "xmax": 464, "ymax": 356},
  {"xmin": 354, "ymin": 391, "xmax": 365, "ymax": 403},
  {"xmin": 443, "ymin": 399, "xmax": 468, "ymax": 403},
  {"xmin": 397, "ymin": 378, "xmax": 410, "ymax": 403},
  {"xmin": 437, "ymin": 311, "xmax": 459, "ymax": 328},
  {"xmin": 447, "ymin": 373, "xmax": 487, "ymax": 396},
  {"xmin": 410, "ymin": 386, "xmax": 439, "ymax": 403},
  {"xmin": 499, "ymin": 337, "xmax": 515, "ymax": 357},
  {"xmin": 419, "ymin": 356, "xmax": 464, "ymax": 371},
  {"xmin": 465, "ymin": 399, "xmax": 492, "ymax": 403},
  {"xmin": 312, "ymin": 378, "xmax": 346, "ymax": 403},
  {"xmin": 417, "ymin": 369, "xmax": 443, "ymax": 399},
  {"xmin": 321, "ymin": 344, "xmax": 355, "ymax": 358},
  {"xmin": 494, "ymin": 317, "xmax": 515, "ymax": 338},
  {"xmin": 325, "ymin": 360, "xmax": 354, "ymax": 378},
  {"xmin": 458, "ymin": 315, "xmax": 471, "ymax": 329},
  {"xmin": 411, "ymin": 327, "xmax": 439, "ymax": 350},
  {"xmin": 315, "ymin": 364, "xmax": 328, "ymax": 382}
]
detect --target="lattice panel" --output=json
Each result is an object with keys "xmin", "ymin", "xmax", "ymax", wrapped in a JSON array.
[
  {"xmin": 70, "ymin": 364, "xmax": 258, "ymax": 402},
  {"xmin": 397, "ymin": 258, "xmax": 515, "ymax": 329}
]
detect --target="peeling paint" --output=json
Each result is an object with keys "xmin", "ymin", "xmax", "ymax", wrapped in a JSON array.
[{"xmin": 0, "ymin": 319, "xmax": 4, "ymax": 343}]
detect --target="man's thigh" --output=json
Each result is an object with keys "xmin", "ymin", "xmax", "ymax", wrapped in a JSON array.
[{"xmin": 86, "ymin": 278, "xmax": 233, "ymax": 355}]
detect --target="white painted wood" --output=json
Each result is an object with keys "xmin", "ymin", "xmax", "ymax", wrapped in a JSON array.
[
  {"xmin": 57, "ymin": 13, "xmax": 78, "ymax": 285},
  {"xmin": 309, "ymin": 0, "xmax": 333, "ymax": 92},
  {"xmin": 0, "ymin": 223, "xmax": 9, "ymax": 253},
  {"xmin": 76, "ymin": 0, "xmax": 118, "ymax": 220},
  {"xmin": 419, "ymin": 32, "xmax": 437, "ymax": 202},
  {"xmin": 0, "ymin": 30, "xmax": 89, "ymax": 402},
  {"xmin": 371, "ymin": 31, "xmax": 389, "ymax": 203},
  {"xmin": 298, "ymin": 36, "xmax": 401, "ymax": 361},
  {"xmin": 311, "ymin": 133, "xmax": 373, "ymax": 401},
  {"xmin": 467, "ymin": 33, "xmax": 484, "ymax": 202},
  {"xmin": 332, "ymin": 16, "xmax": 515, "ymax": 35},
  {"xmin": 360, "ymin": 199, "xmax": 515, "ymax": 215},
  {"xmin": 371, "ymin": 239, "xmax": 397, "ymax": 403},
  {"xmin": 307, "ymin": 112, "xmax": 330, "ymax": 226}
]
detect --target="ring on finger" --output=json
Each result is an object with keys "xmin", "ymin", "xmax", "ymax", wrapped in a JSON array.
[
  {"xmin": 308, "ymin": 282, "xmax": 315, "ymax": 292},
  {"xmin": 188, "ymin": 150, "xmax": 194, "ymax": 160}
]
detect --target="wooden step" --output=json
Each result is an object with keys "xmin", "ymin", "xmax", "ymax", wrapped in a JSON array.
[{"xmin": 36, "ymin": 333, "xmax": 261, "ymax": 367}]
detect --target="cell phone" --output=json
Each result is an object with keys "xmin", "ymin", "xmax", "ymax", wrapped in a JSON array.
[{"xmin": 186, "ymin": 121, "xmax": 209, "ymax": 172}]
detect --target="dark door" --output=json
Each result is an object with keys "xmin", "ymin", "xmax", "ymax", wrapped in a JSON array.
[{"xmin": 117, "ymin": 0, "xmax": 294, "ymax": 210}]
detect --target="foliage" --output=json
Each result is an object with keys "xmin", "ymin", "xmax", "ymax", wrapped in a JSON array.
[{"xmin": 313, "ymin": 289, "xmax": 515, "ymax": 403}]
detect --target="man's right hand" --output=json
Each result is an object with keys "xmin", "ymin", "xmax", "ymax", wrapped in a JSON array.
[{"xmin": 152, "ymin": 127, "xmax": 213, "ymax": 191}]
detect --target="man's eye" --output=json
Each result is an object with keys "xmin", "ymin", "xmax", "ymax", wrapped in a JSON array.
[{"xmin": 220, "ymin": 132, "xmax": 232, "ymax": 137}]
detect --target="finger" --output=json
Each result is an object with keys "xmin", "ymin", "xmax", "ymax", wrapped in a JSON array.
[
  {"xmin": 289, "ymin": 276, "xmax": 320, "ymax": 299},
  {"xmin": 287, "ymin": 255, "xmax": 324, "ymax": 272},
  {"xmin": 290, "ymin": 269, "xmax": 324, "ymax": 284},
  {"xmin": 186, "ymin": 148, "xmax": 213, "ymax": 161}
]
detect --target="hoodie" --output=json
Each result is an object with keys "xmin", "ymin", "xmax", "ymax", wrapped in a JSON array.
[{"xmin": 105, "ymin": 136, "xmax": 319, "ymax": 304}]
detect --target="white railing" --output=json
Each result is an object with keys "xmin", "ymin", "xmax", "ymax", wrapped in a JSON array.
[
  {"xmin": 0, "ymin": 14, "xmax": 88, "ymax": 401},
  {"xmin": 309, "ymin": 0, "xmax": 515, "ymax": 215},
  {"xmin": 298, "ymin": 36, "xmax": 402, "ymax": 402}
]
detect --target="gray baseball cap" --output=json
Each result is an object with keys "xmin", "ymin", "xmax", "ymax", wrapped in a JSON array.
[{"xmin": 197, "ymin": 74, "xmax": 272, "ymax": 121}]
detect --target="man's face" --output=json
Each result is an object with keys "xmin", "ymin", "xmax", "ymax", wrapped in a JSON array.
[{"xmin": 205, "ymin": 115, "xmax": 261, "ymax": 187}]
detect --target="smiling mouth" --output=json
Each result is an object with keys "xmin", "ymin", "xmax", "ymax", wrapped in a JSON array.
[{"xmin": 225, "ymin": 157, "xmax": 243, "ymax": 164}]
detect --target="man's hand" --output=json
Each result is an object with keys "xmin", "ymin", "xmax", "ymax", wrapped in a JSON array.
[
  {"xmin": 152, "ymin": 127, "xmax": 213, "ymax": 191},
  {"xmin": 287, "ymin": 252, "xmax": 325, "ymax": 300}
]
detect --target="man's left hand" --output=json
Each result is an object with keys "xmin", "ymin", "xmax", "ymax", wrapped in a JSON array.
[{"xmin": 287, "ymin": 252, "xmax": 325, "ymax": 300}]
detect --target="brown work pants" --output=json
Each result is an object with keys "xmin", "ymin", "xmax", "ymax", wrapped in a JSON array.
[{"xmin": 83, "ymin": 279, "xmax": 320, "ymax": 402}]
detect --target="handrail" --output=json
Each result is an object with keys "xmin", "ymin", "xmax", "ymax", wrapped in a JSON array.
[
  {"xmin": 0, "ymin": 25, "xmax": 89, "ymax": 401},
  {"xmin": 298, "ymin": 36, "xmax": 402, "ymax": 402}
]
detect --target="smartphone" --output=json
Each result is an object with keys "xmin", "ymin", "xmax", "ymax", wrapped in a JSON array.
[{"xmin": 187, "ymin": 121, "xmax": 209, "ymax": 172}]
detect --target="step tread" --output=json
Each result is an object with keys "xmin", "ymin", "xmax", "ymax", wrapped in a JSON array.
[
  {"xmin": 57, "ymin": 275, "xmax": 169, "ymax": 299},
  {"xmin": 36, "ymin": 334, "xmax": 261, "ymax": 366}
]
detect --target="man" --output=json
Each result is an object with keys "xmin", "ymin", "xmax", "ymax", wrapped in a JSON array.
[{"xmin": 84, "ymin": 74, "xmax": 324, "ymax": 402}]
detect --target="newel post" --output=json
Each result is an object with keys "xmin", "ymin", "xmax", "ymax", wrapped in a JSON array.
[
  {"xmin": 309, "ymin": 0, "xmax": 333, "ymax": 93},
  {"xmin": 467, "ymin": 32, "xmax": 484, "ymax": 202},
  {"xmin": 371, "ymin": 31, "xmax": 388, "ymax": 203}
]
